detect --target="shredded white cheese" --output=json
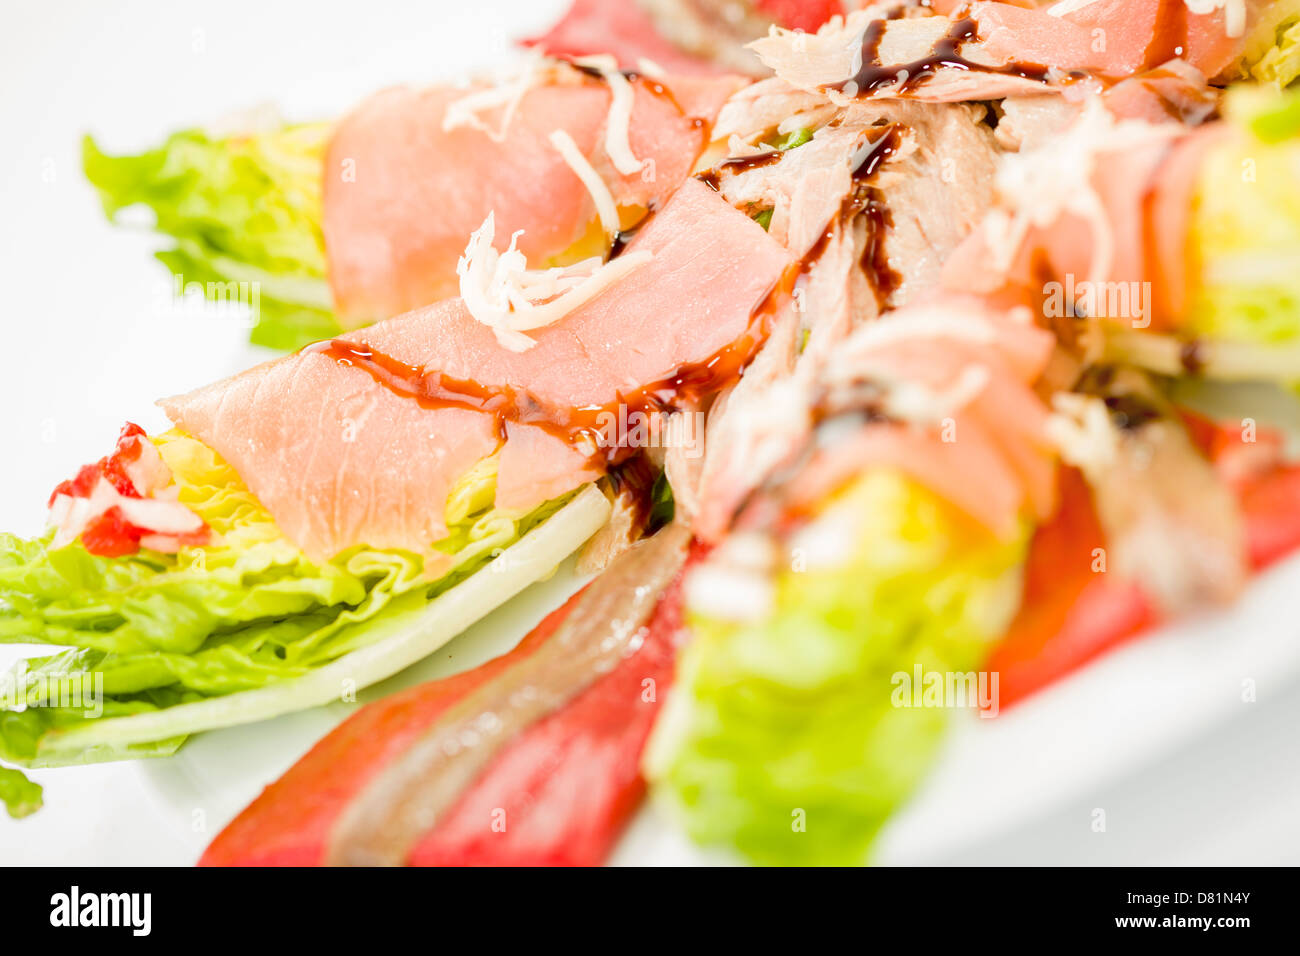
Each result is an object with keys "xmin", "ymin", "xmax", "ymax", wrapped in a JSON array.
[
  {"xmin": 572, "ymin": 54, "xmax": 646, "ymax": 177},
  {"xmin": 548, "ymin": 129, "xmax": 622, "ymax": 239},
  {"xmin": 457, "ymin": 211, "xmax": 653, "ymax": 351},
  {"xmin": 635, "ymin": 57, "xmax": 668, "ymax": 78},
  {"xmin": 442, "ymin": 51, "xmax": 547, "ymax": 143}
]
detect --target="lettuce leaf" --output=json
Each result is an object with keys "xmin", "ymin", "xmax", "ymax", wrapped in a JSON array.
[
  {"xmin": 1232, "ymin": 0, "xmax": 1300, "ymax": 88},
  {"xmin": 646, "ymin": 470, "xmax": 1026, "ymax": 866},
  {"xmin": 0, "ymin": 765, "xmax": 43, "ymax": 818},
  {"xmin": 1186, "ymin": 85, "xmax": 1300, "ymax": 381},
  {"xmin": 0, "ymin": 433, "xmax": 608, "ymax": 769},
  {"xmin": 83, "ymin": 124, "xmax": 337, "ymax": 350}
]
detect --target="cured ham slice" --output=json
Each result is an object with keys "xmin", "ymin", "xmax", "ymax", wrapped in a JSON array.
[
  {"xmin": 942, "ymin": 100, "xmax": 1223, "ymax": 331},
  {"xmin": 162, "ymin": 179, "xmax": 793, "ymax": 565},
  {"xmin": 1050, "ymin": 0, "xmax": 1279, "ymax": 81},
  {"xmin": 323, "ymin": 66, "xmax": 745, "ymax": 324}
]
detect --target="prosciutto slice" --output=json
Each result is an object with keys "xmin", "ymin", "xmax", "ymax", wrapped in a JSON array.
[
  {"xmin": 323, "ymin": 66, "xmax": 744, "ymax": 324},
  {"xmin": 162, "ymin": 179, "xmax": 792, "ymax": 565}
]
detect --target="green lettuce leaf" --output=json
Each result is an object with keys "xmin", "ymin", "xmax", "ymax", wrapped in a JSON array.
[
  {"xmin": 0, "ymin": 433, "xmax": 607, "ymax": 770},
  {"xmin": 83, "ymin": 124, "xmax": 338, "ymax": 350},
  {"xmin": 1186, "ymin": 85, "xmax": 1300, "ymax": 381},
  {"xmin": 1232, "ymin": 0, "xmax": 1300, "ymax": 88},
  {"xmin": 646, "ymin": 470, "xmax": 1027, "ymax": 866},
  {"xmin": 0, "ymin": 765, "xmax": 43, "ymax": 818}
]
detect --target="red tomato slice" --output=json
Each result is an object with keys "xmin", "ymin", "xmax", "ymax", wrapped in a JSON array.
[{"xmin": 992, "ymin": 449, "xmax": 1300, "ymax": 708}]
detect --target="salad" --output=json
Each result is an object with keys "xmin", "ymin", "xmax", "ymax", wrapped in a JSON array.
[{"xmin": 5, "ymin": 0, "xmax": 1300, "ymax": 866}]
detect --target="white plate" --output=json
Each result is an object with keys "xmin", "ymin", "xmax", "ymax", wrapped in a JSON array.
[{"xmin": 4, "ymin": 0, "xmax": 1299, "ymax": 866}]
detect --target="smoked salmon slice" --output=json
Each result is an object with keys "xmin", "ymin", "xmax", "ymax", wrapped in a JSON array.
[{"xmin": 162, "ymin": 178, "xmax": 793, "ymax": 565}]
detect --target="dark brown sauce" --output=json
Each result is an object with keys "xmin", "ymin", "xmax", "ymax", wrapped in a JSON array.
[
  {"xmin": 1179, "ymin": 339, "xmax": 1205, "ymax": 376},
  {"xmin": 834, "ymin": 16, "xmax": 1048, "ymax": 96},
  {"xmin": 608, "ymin": 232, "xmax": 632, "ymax": 257},
  {"xmin": 568, "ymin": 60, "xmax": 694, "ymax": 123},
  {"xmin": 606, "ymin": 453, "xmax": 660, "ymax": 532},
  {"xmin": 860, "ymin": 193, "xmax": 900, "ymax": 302},
  {"xmin": 800, "ymin": 226, "xmax": 835, "ymax": 275},
  {"xmin": 1104, "ymin": 394, "xmax": 1162, "ymax": 431},
  {"xmin": 569, "ymin": 62, "xmax": 638, "ymax": 83},
  {"xmin": 850, "ymin": 126, "xmax": 903, "ymax": 300},
  {"xmin": 305, "ymin": 271, "xmax": 794, "ymax": 468},
  {"xmin": 695, "ymin": 169, "xmax": 721, "ymax": 191},
  {"xmin": 696, "ymin": 148, "xmax": 784, "ymax": 193},
  {"xmin": 851, "ymin": 125, "xmax": 901, "ymax": 180},
  {"xmin": 797, "ymin": 126, "xmax": 903, "ymax": 298},
  {"xmin": 718, "ymin": 149, "xmax": 782, "ymax": 174}
]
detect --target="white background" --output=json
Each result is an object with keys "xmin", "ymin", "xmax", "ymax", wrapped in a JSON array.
[{"xmin": 2, "ymin": 0, "xmax": 1299, "ymax": 865}]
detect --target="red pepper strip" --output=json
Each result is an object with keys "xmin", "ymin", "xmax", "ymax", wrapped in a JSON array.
[
  {"xmin": 199, "ymin": 592, "xmax": 583, "ymax": 866},
  {"xmin": 986, "ymin": 467, "xmax": 1157, "ymax": 708},
  {"xmin": 79, "ymin": 506, "xmax": 145, "ymax": 559},
  {"xmin": 1177, "ymin": 408, "xmax": 1300, "ymax": 569},
  {"xmin": 1238, "ymin": 463, "xmax": 1300, "ymax": 571},
  {"xmin": 407, "ymin": 571, "xmax": 687, "ymax": 866},
  {"xmin": 991, "ymin": 453, "xmax": 1300, "ymax": 708},
  {"xmin": 202, "ymin": 563, "xmax": 691, "ymax": 867},
  {"xmin": 48, "ymin": 422, "xmax": 149, "ymax": 506}
]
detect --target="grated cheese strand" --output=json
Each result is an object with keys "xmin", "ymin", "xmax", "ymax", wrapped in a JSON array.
[
  {"xmin": 457, "ymin": 211, "xmax": 652, "ymax": 352},
  {"xmin": 548, "ymin": 129, "xmax": 622, "ymax": 239},
  {"xmin": 573, "ymin": 54, "xmax": 646, "ymax": 177},
  {"xmin": 442, "ymin": 51, "xmax": 547, "ymax": 143}
]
